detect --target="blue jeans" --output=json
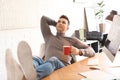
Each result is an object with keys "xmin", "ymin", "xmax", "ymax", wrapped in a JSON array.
[{"xmin": 32, "ymin": 56, "xmax": 65, "ymax": 80}]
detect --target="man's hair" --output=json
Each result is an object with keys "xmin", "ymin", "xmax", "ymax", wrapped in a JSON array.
[{"xmin": 59, "ymin": 15, "xmax": 70, "ymax": 25}]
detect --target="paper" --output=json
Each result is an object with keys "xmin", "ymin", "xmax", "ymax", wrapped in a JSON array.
[
  {"xmin": 79, "ymin": 70, "xmax": 116, "ymax": 80},
  {"xmin": 105, "ymin": 67, "xmax": 120, "ymax": 78}
]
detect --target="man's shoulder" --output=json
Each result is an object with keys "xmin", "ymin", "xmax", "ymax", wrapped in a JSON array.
[
  {"xmin": 65, "ymin": 36, "xmax": 78, "ymax": 40},
  {"xmin": 65, "ymin": 36, "xmax": 79, "ymax": 42}
]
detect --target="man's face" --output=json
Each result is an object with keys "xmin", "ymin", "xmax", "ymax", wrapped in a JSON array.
[{"xmin": 56, "ymin": 18, "xmax": 69, "ymax": 33}]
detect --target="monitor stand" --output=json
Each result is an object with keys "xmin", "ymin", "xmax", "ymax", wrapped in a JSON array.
[
  {"xmin": 102, "ymin": 46, "xmax": 120, "ymax": 67},
  {"xmin": 110, "ymin": 51, "xmax": 120, "ymax": 67},
  {"xmin": 102, "ymin": 46, "xmax": 114, "ymax": 62},
  {"xmin": 104, "ymin": 51, "xmax": 120, "ymax": 78}
]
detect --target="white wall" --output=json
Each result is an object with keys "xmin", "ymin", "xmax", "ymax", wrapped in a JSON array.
[
  {"xmin": 104, "ymin": 0, "xmax": 120, "ymax": 16},
  {"xmin": 0, "ymin": 0, "xmax": 85, "ymax": 34},
  {"xmin": 0, "ymin": 0, "xmax": 39, "ymax": 29}
]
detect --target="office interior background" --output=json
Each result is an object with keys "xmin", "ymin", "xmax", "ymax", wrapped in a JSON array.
[{"xmin": 0, "ymin": 0, "xmax": 120, "ymax": 79}]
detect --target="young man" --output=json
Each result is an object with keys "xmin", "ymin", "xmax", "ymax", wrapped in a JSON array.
[
  {"xmin": 6, "ymin": 41, "xmax": 65, "ymax": 80},
  {"xmin": 41, "ymin": 15, "xmax": 95, "ymax": 66}
]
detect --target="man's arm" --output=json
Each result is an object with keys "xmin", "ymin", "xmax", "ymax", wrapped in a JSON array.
[
  {"xmin": 40, "ymin": 16, "xmax": 57, "ymax": 41},
  {"xmin": 71, "ymin": 38, "xmax": 95, "ymax": 57}
]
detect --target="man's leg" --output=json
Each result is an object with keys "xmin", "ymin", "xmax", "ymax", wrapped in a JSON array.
[
  {"xmin": 34, "ymin": 57, "xmax": 65, "ymax": 80},
  {"xmin": 5, "ymin": 49, "xmax": 26, "ymax": 80},
  {"xmin": 46, "ymin": 57, "xmax": 65, "ymax": 70},
  {"xmin": 32, "ymin": 56, "xmax": 45, "ymax": 68},
  {"xmin": 17, "ymin": 41, "xmax": 37, "ymax": 80}
]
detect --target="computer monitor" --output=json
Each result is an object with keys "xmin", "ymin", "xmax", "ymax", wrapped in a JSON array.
[
  {"xmin": 103, "ymin": 15, "xmax": 120, "ymax": 62},
  {"xmin": 85, "ymin": 7, "xmax": 98, "ymax": 32}
]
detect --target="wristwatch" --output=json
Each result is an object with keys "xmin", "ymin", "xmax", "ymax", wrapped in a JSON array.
[{"xmin": 79, "ymin": 49, "xmax": 84, "ymax": 56}]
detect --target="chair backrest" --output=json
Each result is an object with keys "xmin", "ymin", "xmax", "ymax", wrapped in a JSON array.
[{"xmin": 39, "ymin": 43, "xmax": 45, "ymax": 59}]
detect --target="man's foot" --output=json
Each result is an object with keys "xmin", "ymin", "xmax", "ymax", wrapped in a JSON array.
[
  {"xmin": 5, "ymin": 49, "xmax": 26, "ymax": 80},
  {"xmin": 17, "ymin": 41, "xmax": 37, "ymax": 80}
]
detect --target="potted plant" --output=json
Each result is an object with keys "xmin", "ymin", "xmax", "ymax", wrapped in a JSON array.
[{"xmin": 94, "ymin": 1, "xmax": 105, "ymax": 32}]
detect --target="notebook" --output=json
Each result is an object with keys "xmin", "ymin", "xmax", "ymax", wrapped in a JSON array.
[{"xmin": 79, "ymin": 70, "xmax": 116, "ymax": 80}]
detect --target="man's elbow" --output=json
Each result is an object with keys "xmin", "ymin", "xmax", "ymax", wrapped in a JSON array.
[
  {"xmin": 91, "ymin": 52, "xmax": 95, "ymax": 57},
  {"xmin": 41, "ymin": 16, "xmax": 46, "ymax": 22}
]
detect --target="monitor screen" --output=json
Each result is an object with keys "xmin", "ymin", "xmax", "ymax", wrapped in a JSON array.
[
  {"xmin": 103, "ymin": 15, "xmax": 120, "ymax": 62},
  {"xmin": 85, "ymin": 7, "xmax": 98, "ymax": 32}
]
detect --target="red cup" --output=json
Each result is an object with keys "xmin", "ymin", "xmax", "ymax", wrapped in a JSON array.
[{"xmin": 63, "ymin": 46, "xmax": 71, "ymax": 55}]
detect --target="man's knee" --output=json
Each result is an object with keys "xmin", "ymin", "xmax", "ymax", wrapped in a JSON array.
[
  {"xmin": 49, "ymin": 57, "xmax": 59, "ymax": 62},
  {"xmin": 47, "ymin": 57, "xmax": 61, "ymax": 65}
]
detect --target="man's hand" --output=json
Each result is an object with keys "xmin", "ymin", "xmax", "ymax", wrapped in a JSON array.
[{"xmin": 70, "ymin": 46, "xmax": 81, "ymax": 55}]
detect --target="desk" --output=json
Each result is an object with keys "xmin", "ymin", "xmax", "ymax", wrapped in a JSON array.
[{"xmin": 42, "ymin": 53, "xmax": 109, "ymax": 80}]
